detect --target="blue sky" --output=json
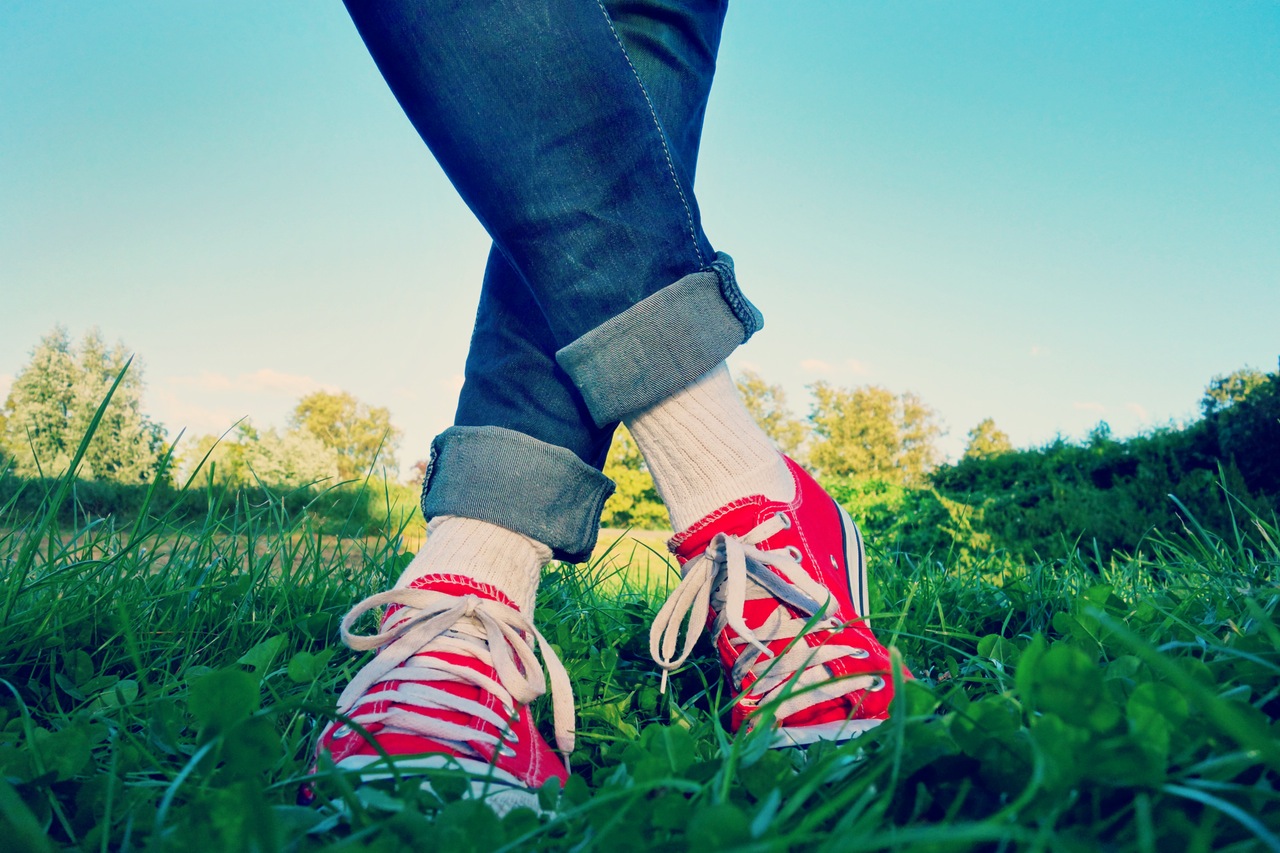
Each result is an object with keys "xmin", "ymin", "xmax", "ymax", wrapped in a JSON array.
[{"xmin": 3, "ymin": 2, "xmax": 1277, "ymax": 472}]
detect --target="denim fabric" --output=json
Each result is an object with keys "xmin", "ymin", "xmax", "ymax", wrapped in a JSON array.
[
  {"xmin": 422, "ymin": 426, "xmax": 614, "ymax": 563},
  {"xmin": 344, "ymin": 0, "xmax": 761, "ymax": 557},
  {"xmin": 557, "ymin": 252, "xmax": 761, "ymax": 425}
]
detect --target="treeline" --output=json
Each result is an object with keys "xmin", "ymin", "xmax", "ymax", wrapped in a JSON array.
[
  {"xmin": 4, "ymin": 326, "xmax": 1277, "ymax": 561},
  {"xmin": 924, "ymin": 365, "xmax": 1280, "ymax": 561},
  {"xmin": 799, "ymin": 364, "xmax": 1280, "ymax": 564},
  {"xmin": 0, "ymin": 472, "xmax": 420, "ymax": 538},
  {"xmin": 0, "ymin": 327, "xmax": 416, "ymax": 537},
  {"xmin": 602, "ymin": 362, "xmax": 1280, "ymax": 564}
]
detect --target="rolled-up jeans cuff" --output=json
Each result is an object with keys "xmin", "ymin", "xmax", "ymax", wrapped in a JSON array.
[
  {"xmin": 555, "ymin": 252, "xmax": 763, "ymax": 426},
  {"xmin": 420, "ymin": 426, "xmax": 615, "ymax": 563}
]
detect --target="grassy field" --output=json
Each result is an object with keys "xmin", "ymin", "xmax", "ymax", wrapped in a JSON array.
[{"xmin": 1, "ymin": 467, "xmax": 1278, "ymax": 852}]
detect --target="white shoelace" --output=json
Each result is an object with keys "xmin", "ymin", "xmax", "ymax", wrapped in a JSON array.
[
  {"xmin": 332, "ymin": 588, "xmax": 575, "ymax": 766},
  {"xmin": 649, "ymin": 513, "xmax": 879, "ymax": 722}
]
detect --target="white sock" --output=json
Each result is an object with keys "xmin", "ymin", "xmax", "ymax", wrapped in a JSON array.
[
  {"xmin": 624, "ymin": 363, "xmax": 795, "ymax": 532},
  {"xmin": 393, "ymin": 515, "xmax": 550, "ymax": 617}
]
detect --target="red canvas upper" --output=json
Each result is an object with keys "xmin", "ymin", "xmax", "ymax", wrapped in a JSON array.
[
  {"xmin": 313, "ymin": 574, "xmax": 568, "ymax": 789},
  {"xmin": 669, "ymin": 456, "xmax": 910, "ymax": 734}
]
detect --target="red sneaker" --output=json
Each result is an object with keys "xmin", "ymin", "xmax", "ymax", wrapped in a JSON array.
[
  {"xmin": 306, "ymin": 574, "xmax": 574, "ymax": 814},
  {"xmin": 650, "ymin": 456, "xmax": 910, "ymax": 745}
]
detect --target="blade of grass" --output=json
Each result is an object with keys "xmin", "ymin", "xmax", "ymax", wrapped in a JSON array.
[{"xmin": 3, "ymin": 357, "xmax": 132, "ymax": 625}]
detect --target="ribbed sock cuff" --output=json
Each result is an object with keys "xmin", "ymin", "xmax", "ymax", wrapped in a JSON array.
[
  {"xmin": 625, "ymin": 363, "xmax": 794, "ymax": 531},
  {"xmin": 394, "ymin": 515, "xmax": 550, "ymax": 617}
]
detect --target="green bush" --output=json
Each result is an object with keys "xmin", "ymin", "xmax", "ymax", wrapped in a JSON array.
[{"xmin": 0, "ymin": 471, "xmax": 424, "ymax": 539}]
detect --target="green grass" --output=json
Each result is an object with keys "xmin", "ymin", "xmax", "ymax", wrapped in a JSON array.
[{"xmin": 1, "ymin": 461, "xmax": 1277, "ymax": 851}]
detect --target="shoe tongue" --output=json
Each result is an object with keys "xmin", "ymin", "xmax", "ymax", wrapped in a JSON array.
[{"xmin": 669, "ymin": 496, "xmax": 773, "ymax": 562}]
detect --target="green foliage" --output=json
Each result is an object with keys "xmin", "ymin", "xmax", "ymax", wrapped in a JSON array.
[
  {"xmin": 963, "ymin": 417, "xmax": 1012, "ymax": 460},
  {"xmin": 1207, "ymin": 362, "xmax": 1280, "ymax": 496},
  {"xmin": 1, "ymin": 327, "xmax": 166, "ymax": 483},
  {"xmin": 291, "ymin": 390, "xmax": 402, "ymax": 480},
  {"xmin": 243, "ymin": 427, "xmax": 342, "ymax": 489},
  {"xmin": 737, "ymin": 368, "xmax": 807, "ymax": 460},
  {"xmin": 808, "ymin": 382, "xmax": 942, "ymax": 485},
  {"xmin": 821, "ymin": 476, "xmax": 993, "ymax": 566},
  {"xmin": 599, "ymin": 425, "xmax": 668, "ymax": 530},
  {"xmin": 0, "ymin": 467, "xmax": 422, "ymax": 540},
  {"xmin": 933, "ymin": 414, "xmax": 1278, "ymax": 563},
  {"xmin": 1200, "ymin": 365, "xmax": 1270, "ymax": 417}
]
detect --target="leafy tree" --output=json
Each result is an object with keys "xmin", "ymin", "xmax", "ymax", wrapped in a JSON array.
[
  {"xmin": 290, "ymin": 390, "xmax": 402, "ymax": 479},
  {"xmin": 180, "ymin": 421, "xmax": 341, "ymax": 490},
  {"xmin": 599, "ymin": 425, "xmax": 668, "ymax": 529},
  {"xmin": 807, "ymin": 382, "xmax": 941, "ymax": 485},
  {"xmin": 736, "ymin": 368, "xmax": 807, "ymax": 460},
  {"xmin": 406, "ymin": 458, "xmax": 429, "ymax": 488},
  {"xmin": 964, "ymin": 417, "xmax": 1013, "ymax": 459},
  {"xmin": 243, "ymin": 427, "xmax": 341, "ymax": 489},
  {"xmin": 178, "ymin": 424, "xmax": 253, "ymax": 487},
  {"xmin": 1200, "ymin": 367, "xmax": 1269, "ymax": 417},
  {"xmin": 2, "ymin": 327, "xmax": 166, "ymax": 482},
  {"xmin": 1209, "ymin": 362, "xmax": 1280, "ymax": 496}
]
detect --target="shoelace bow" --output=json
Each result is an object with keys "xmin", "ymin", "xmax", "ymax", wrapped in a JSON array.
[
  {"xmin": 649, "ymin": 513, "xmax": 880, "ymax": 721},
  {"xmin": 334, "ymin": 588, "xmax": 575, "ymax": 765}
]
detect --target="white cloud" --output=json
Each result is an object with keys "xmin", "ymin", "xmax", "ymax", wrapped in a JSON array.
[
  {"xmin": 152, "ymin": 368, "xmax": 341, "ymax": 439},
  {"xmin": 1126, "ymin": 402, "xmax": 1149, "ymax": 420},
  {"xmin": 149, "ymin": 388, "xmax": 248, "ymax": 439},
  {"xmin": 1073, "ymin": 401, "xmax": 1106, "ymax": 413},
  {"xmin": 800, "ymin": 358, "xmax": 834, "ymax": 373},
  {"xmin": 845, "ymin": 358, "xmax": 870, "ymax": 376},
  {"xmin": 164, "ymin": 368, "xmax": 337, "ymax": 397}
]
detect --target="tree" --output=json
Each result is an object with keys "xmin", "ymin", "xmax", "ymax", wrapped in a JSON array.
[
  {"xmin": 178, "ymin": 424, "xmax": 253, "ymax": 487},
  {"xmin": 736, "ymin": 368, "xmax": 807, "ymax": 459},
  {"xmin": 964, "ymin": 417, "xmax": 1013, "ymax": 459},
  {"xmin": 807, "ymin": 382, "xmax": 941, "ymax": 485},
  {"xmin": 599, "ymin": 425, "xmax": 668, "ymax": 529},
  {"xmin": 406, "ymin": 458, "xmax": 429, "ymax": 489},
  {"xmin": 1201, "ymin": 367, "xmax": 1269, "ymax": 417},
  {"xmin": 1209, "ymin": 362, "xmax": 1280, "ymax": 496},
  {"xmin": 290, "ymin": 390, "xmax": 402, "ymax": 479},
  {"xmin": 179, "ymin": 420, "xmax": 341, "ymax": 490},
  {"xmin": 2, "ymin": 327, "xmax": 166, "ymax": 482},
  {"xmin": 242, "ymin": 427, "xmax": 341, "ymax": 489}
]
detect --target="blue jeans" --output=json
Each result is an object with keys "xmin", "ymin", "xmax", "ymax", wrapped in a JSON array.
[{"xmin": 344, "ymin": 0, "xmax": 763, "ymax": 560}]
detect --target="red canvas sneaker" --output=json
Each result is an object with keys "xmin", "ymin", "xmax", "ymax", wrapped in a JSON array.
[
  {"xmin": 650, "ymin": 456, "xmax": 910, "ymax": 746},
  {"xmin": 303, "ymin": 574, "xmax": 574, "ymax": 814}
]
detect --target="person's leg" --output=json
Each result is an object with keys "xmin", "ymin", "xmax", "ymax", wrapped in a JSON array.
[
  {"xmin": 317, "ymin": 0, "xmax": 768, "ymax": 809},
  {"xmin": 390, "ymin": 0, "xmax": 744, "ymax": 617},
  {"xmin": 317, "ymin": 0, "xmax": 909, "ymax": 809}
]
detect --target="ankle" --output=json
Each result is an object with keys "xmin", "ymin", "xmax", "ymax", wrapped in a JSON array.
[
  {"xmin": 625, "ymin": 363, "xmax": 794, "ymax": 531},
  {"xmin": 394, "ymin": 515, "xmax": 550, "ymax": 616}
]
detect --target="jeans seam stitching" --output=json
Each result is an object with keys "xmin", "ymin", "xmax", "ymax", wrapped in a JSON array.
[{"xmin": 592, "ymin": 0, "xmax": 705, "ymax": 268}]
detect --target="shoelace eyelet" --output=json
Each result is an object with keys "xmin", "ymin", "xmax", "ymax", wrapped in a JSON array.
[
  {"xmin": 785, "ymin": 545, "xmax": 803, "ymax": 563},
  {"xmin": 851, "ymin": 647, "xmax": 871, "ymax": 659},
  {"xmin": 776, "ymin": 512, "xmax": 792, "ymax": 529},
  {"xmin": 867, "ymin": 676, "xmax": 886, "ymax": 692},
  {"xmin": 331, "ymin": 724, "xmax": 353, "ymax": 740}
]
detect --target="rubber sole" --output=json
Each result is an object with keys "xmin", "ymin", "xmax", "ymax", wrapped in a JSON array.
[
  {"xmin": 835, "ymin": 503, "xmax": 870, "ymax": 620},
  {"xmin": 772, "ymin": 716, "xmax": 884, "ymax": 748},
  {"xmin": 335, "ymin": 753, "xmax": 549, "ymax": 816}
]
